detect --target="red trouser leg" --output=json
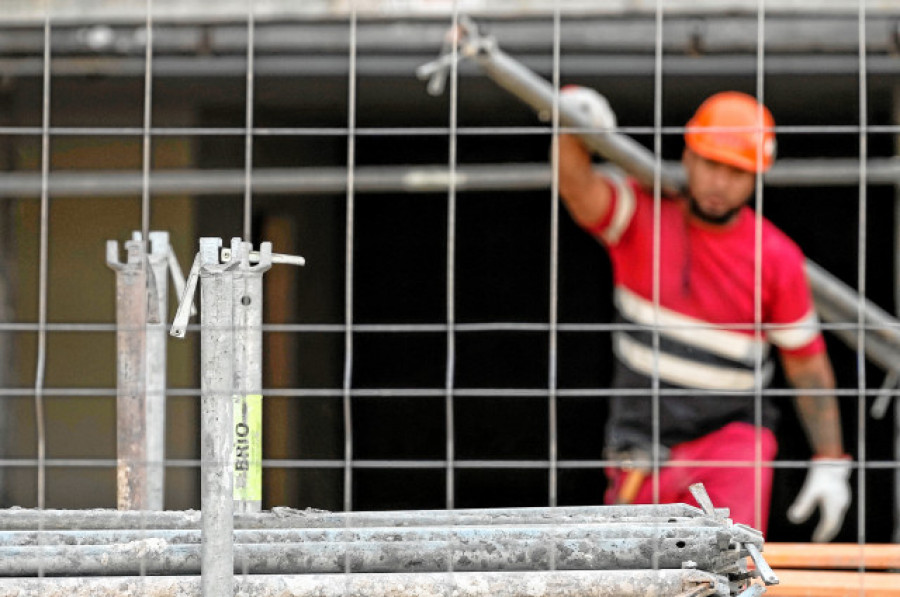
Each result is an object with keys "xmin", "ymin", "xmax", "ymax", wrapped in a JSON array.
[{"xmin": 605, "ymin": 422, "xmax": 777, "ymax": 533}]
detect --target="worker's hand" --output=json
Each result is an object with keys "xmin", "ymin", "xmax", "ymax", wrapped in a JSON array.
[
  {"xmin": 787, "ymin": 456, "xmax": 852, "ymax": 542},
  {"xmin": 559, "ymin": 85, "xmax": 617, "ymax": 131}
]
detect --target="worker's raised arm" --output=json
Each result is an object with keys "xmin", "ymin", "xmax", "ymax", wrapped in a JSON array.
[{"xmin": 556, "ymin": 87, "xmax": 617, "ymax": 230}]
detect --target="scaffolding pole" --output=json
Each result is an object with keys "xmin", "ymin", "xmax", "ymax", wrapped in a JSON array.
[
  {"xmin": 0, "ymin": 503, "xmax": 729, "ymax": 530},
  {"xmin": 229, "ymin": 241, "xmax": 271, "ymax": 514},
  {"xmin": 0, "ymin": 520, "xmax": 756, "ymax": 547},
  {"xmin": 197, "ymin": 236, "xmax": 236, "ymax": 597},
  {"xmin": 0, "ymin": 532, "xmax": 748, "ymax": 576},
  {"xmin": 5, "ymin": 159, "xmax": 900, "ymax": 199},
  {"xmin": 145, "ymin": 232, "xmax": 169, "ymax": 511},
  {"xmin": 169, "ymin": 237, "xmax": 305, "ymax": 594},
  {"xmin": 0, "ymin": 569, "xmax": 733, "ymax": 597},
  {"xmin": 106, "ymin": 237, "xmax": 149, "ymax": 511},
  {"xmin": 106, "ymin": 231, "xmax": 191, "ymax": 511}
]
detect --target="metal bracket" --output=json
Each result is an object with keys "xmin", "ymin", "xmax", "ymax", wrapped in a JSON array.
[
  {"xmin": 689, "ymin": 483, "xmax": 725, "ymax": 522},
  {"xmin": 169, "ymin": 253, "xmax": 201, "ymax": 338},
  {"xmin": 170, "ymin": 238, "xmax": 304, "ymax": 338},
  {"xmin": 415, "ymin": 15, "xmax": 492, "ymax": 96},
  {"xmin": 745, "ymin": 543, "xmax": 779, "ymax": 586},
  {"xmin": 109, "ymin": 232, "xmax": 191, "ymax": 326},
  {"xmin": 167, "ymin": 241, "xmax": 196, "ymax": 319},
  {"xmin": 221, "ymin": 246, "xmax": 305, "ymax": 268}
]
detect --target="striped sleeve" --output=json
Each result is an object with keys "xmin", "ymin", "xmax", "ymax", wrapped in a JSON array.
[
  {"xmin": 765, "ymin": 234, "xmax": 826, "ymax": 356},
  {"xmin": 583, "ymin": 170, "xmax": 637, "ymax": 246}
]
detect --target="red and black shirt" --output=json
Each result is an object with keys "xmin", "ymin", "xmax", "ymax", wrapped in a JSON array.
[{"xmin": 586, "ymin": 172, "xmax": 824, "ymax": 449}]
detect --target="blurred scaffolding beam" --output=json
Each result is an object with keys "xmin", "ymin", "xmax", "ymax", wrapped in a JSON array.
[
  {"xmin": 3, "ymin": 14, "xmax": 900, "ymax": 78},
  {"xmin": 1, "ymin": 159, "xmax": 900, "ymax": 198}
]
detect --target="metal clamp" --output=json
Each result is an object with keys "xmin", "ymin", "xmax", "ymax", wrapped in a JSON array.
[
  {"xmin": 415, "ymin": 15, "xmax": 492, "ymax": 96},
  {"xmin": 109, "ymin": 232, "xmax": 192, "ymax": 327},
  {"xmin": 221, "ymin": 246, "xmax": 306, "ymax": 267},
  {"xmin": 170, "ymin": 238, "xmax": 304, "ymax": 338}
]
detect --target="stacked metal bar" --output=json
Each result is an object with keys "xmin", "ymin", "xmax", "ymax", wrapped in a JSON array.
[{"xmin": 0, "ymin": 490, "xmax": 774, "ymax": 597}]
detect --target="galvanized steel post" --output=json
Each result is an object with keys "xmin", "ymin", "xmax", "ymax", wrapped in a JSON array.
[
  {"xmin": 145, "ymin": 231, "xmax": 169, "ymax": 511},
  {"xmin": 170, "ymin": 237, "xmax": 304, "ymax": 591},
  {"xmin": 198, "ymin": 237, "xmax": 238, "ymax": 596},
  {"xmin": 106, "ymin": 237, "xmax": 149, "ymax": 511},
  {"xmin": 109, "ymin": 231, "xmax": 186, "ymax": 511},
  {"xmin": 231, "ymin": 241, "xmax": 272, "ymax": 514}
]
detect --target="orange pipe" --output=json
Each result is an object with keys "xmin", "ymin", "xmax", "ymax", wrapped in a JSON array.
[
  {"xmin": 614, "ymin": 469, "xmax": 647, "ymax": 505},
  {"xmin": 765, "ymin": 570, "xmax": 900, "ymax": 597},
  {"xmin": 763, "ymin": 543, "xmax": 900, "ymax": 570}
]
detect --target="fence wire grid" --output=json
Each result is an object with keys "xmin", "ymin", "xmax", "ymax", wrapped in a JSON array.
[{"xmin": 0, "ymin": 0, "xmax": 899, "ymax": 595}]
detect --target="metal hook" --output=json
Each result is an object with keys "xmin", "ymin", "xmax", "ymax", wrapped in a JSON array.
[
  {"xmin": 415, "ymin": 15, "xmax": 488, "ymax": 97},
  {"xmin": 169, "ymin": 253, "xmax": 201, "ymax": 338},
  {"xmin": 167, "ymin": 244, "xmax": 197, "ymax": 318}
]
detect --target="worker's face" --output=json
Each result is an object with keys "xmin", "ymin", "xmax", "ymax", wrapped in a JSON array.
[{"xmin": 682, "ymin": 148, "xmax": 756, "ymax": 225}]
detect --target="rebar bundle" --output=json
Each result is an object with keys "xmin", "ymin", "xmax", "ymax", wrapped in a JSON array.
[{"xmin": 0, "ymin": 485, "xmax": 775, "ymax": 597}]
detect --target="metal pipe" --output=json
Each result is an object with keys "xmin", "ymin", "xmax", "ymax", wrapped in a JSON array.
[
  {"xmin": 197, "ymin": 237, "xmax": 236, "ymax": 597},
  {"xmin": 0, "ymin": 503, "xmax": 728, "ymax": 530},
  {"xmin": 807, "ymin": 261, "xmax": 900, "ymax": 348},
  {"xmin": 145, "ymin": 231, "xmax": 169, "ymax": 511},
  {"xmin": 0, "ymin": 520, "xmax": 759, "ymax": 547},
  {"xmin": 232, "ymin": 241, "xmax": 271, "ymax": 513},
  {"xmin": 5, "ymin": 13, "xmax": 900, "ymax": 54},
  {"xmin": 4, "ymin": 159, "xmax": 900, "ymax": 198},
  {"xmin": 806, "ymin": 260, "xmax": 900, "ymax": 371},
  {"xmin": 0, "ymin": 532, "xmax": 747, "ymax": 576},
  {"xmin": 813, "ymin": 296, "xmax": 900, "ymax": 374},
  {"xmin": 106, "ymin": 238, "xmax": 149, "ymax": 510},
  {"xmin": 0, "ymin": 569, "xmax": 730, "ymax": 597},
  {"xmin": 458, "ymin": 36, "xmax": 685, "ymax": 196}
]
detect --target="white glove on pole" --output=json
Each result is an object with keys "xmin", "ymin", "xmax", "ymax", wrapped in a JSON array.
[
  {"xmin": 559, "ymin": 86, "xmax": 617, "ymax": 131},
  {"xmin": 787, "ymin": 457, "xmax": 852, "ymax": 542}
]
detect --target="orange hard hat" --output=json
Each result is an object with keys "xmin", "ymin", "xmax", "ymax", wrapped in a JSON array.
[{"xmin": 684, "ymin": 91, "xmax": 776, "ymax": 173}]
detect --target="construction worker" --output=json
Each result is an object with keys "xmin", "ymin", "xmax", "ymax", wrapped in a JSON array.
[{"xmin": 556, "ymin": 88, "xmax": 851, "ymax": 540}]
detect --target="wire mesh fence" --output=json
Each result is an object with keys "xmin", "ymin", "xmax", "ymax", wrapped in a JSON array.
[{"xmin": 0, "ymin": 1, "xmax": 898, "ymax": 596}]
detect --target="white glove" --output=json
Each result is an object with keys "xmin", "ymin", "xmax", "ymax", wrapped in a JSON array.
[
  {"xmin": 558, "ymin": 85, "xmax": 617, "ymax": 131},
  {"xmin": 787, "ymin": 457, "xmax": 852, "ymax": 542}
]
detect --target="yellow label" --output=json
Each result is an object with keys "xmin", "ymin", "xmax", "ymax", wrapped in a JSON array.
[{"xmin": 233, "ymin": 394, "xmax": 262, "ymax": 502}]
